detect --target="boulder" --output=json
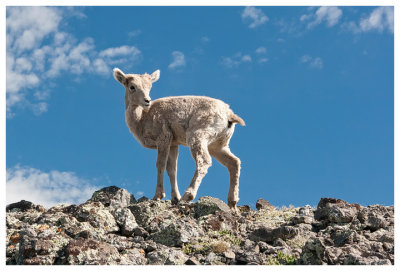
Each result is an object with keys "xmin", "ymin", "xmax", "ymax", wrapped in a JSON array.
[
  {"xmin": 314, "ymin": 198, "xmax": 360, "ymax": 223},
  {"xmin": 256, "ymin": 198, "xmax": 273, "ymax": 210},
  {"xmin": 6, "ymin": 200, "xmax": 45, "ymax": 213},
  {"xmin": 65, "ymin": 239, "xmax": 120, "ymax": 265},
  {"xmin": 87, "ymin": 186, "xmax": 136, "ymax": 208},
  {"xmin": 193, "ymin": 197, "xmax": 231, "ymax": 218},
  {"xmin": 249, "ymin": 226, "xmax": 299, "ymax": 243}
]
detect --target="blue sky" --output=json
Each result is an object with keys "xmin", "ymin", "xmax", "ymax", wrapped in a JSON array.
[{"xmin": 6, "ymin": 6, "xmax": 394, "ymax": 208}]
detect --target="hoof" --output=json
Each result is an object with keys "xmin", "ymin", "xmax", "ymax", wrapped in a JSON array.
[
  {"xmin": 171, "ymin": 195, "xmax": 181, "ymax": 205},
  {"xmin": 153, "ymin": 193, "xmax": 165, "ymax": 200},
  {"xmin": 181, "ymin": 192, "xmax": 194, "ymax": 202},
  {"xmin": 228, "ymin": 200, "xmax": 238, "ymax": 209}
]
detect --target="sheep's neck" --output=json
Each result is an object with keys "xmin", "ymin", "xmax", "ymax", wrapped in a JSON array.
[
  {"xmin": 126, "ymin": 104, "xmax": 143, "ymax": 123},
  {"xmin": 125, "ymin": 102, "xmax": 145, "ymax": 141}
]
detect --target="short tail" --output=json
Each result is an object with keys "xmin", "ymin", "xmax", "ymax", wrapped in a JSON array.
[{"xmin": 229, "ymin": 111, "xmax": 246, "ymax": 126}]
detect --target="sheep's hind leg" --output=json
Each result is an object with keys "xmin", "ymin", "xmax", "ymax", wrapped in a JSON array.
[
  {"xmin": 181, "ymin": 140, "xmax": 212, "ymax": 202},
  {"xmin": 167, "ymin": 145, "xmax": 181, "ymax": 204},
  {"xmin": 209, "ymin": 146, "xmax": 241, "ymax": 211}
]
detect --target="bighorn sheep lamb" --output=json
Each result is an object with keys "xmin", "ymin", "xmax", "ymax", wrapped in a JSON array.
[{"xmin": 113, "ymin": 68, "xmax": 245, "ymax": 210}]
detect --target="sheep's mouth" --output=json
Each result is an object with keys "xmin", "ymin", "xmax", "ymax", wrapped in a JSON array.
[{"xmin": 143, "ymin": 102, "xmax": 150, "ymax": 107}]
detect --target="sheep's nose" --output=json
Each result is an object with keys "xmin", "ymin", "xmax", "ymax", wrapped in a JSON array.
[{"xmin": 144, "ymin": 98, "xmax": 151, "ymax": 103}]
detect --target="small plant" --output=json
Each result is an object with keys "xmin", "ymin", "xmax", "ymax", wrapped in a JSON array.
[
  {"xmin": 210, "ymin": 241, "xmax": 230, "ymax": 253},
  {"xmin": 265, "ymin": 251, "xmax": 296, "ymax": 265},
  {"xmin": 182, "ymin": 242, "xmax": 210, "ymax": 255},
  {"xmin": 216, "ymin": 229, "xmax": 241, "ymax": 246}
]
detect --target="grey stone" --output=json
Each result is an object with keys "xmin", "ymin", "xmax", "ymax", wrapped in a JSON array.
[
  {"xmin": 249, "ymin": 226, "xmax": 299, "ymax": 242},
  {"xmin": 87, "ymin": 186, "xmax": 136, "ymax": 208},
  {"xmin": 256, "ymin": 198, "xmax": 273, "ymax": 210},
  {"xmin": 193, "ymin": 197, "xmax": 231, "ymax": 218}
]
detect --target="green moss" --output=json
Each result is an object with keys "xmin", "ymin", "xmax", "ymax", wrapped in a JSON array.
[
  {"xmin": 216, "ymin": 230, "xmax": 241, "ymax": 246},
  {"xmin": 265, "ymin": 251, "xmax": 296, "ymax": 265},
  {"xmin": 182, "ymin": 242, "xmax": 210, "ymax": 255}
]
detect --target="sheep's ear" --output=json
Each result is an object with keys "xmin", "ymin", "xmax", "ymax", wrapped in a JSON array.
[
  {"xmin": 150, "ymin": 69, "xmax": 160, "ymax": 83},
  {"xmin": 113, "ymin": 68, "xmax": 126, "ymax": 85}
]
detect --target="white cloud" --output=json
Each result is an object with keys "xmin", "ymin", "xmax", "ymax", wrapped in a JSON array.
[
  {"xmin": 201, "ymin": 36, "xmax": 210, "ymax": 43},
  {"xmin": 255, "ymin": 46, "xmax": 267, "ymax": 54},
  {"xmin": 242, "ymin": 6, "xmax": 268, "ymax": 28},
  {"xmin": 345, "ymin": 7, "xmax": 394, "ymax": 34},
  {"xmin": 241, "ymin": 55, "xmax": 252, "ymax": 62},
  {"xmin": 168, "ymin": 51, "xmax": 186, "ymax": 69},
  {"xmin": 6, "ymin": 6, "xmax": 142, "ymax": 116},
  {"xmin": 99, "ymin": 45, "xmax": 140, "ymax": 59},
  {"xmin": 221, "ymin": 52, "xmax": 253, "ymax": 68},
  {"xmin": 6, "ymin": 165, "xmax": 99, "ymax": 208},
  {"xmin": 300, "ymin": 55, "xmax": 323, "ymax": 69},
  {"xmin": 301, "ymin": 6, "xmax": 343, "ymax": 29},
  {"xmin": 7, "ymin": 7, "xmax": 61, "ymax": 52},
  {"xmin": 259, "ymin": 58, "xmax": 269, "ymax": 64},
  {"xmin": 128, "ymin": 29, "xmax": 141, "ymax": 38}
]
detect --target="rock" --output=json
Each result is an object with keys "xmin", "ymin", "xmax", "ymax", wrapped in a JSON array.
[
  {"xmin": 256, "ymin": 198, "xmax": 273, "ymax": 210},
  {"xmin": 5, "ymin": 186, "xmax": 394, "ymax": 266},
  {"xmin": 87, "ymin": 186, "xmax": 136, "ymax": 208},
  {"xmin": 357, "ymin": 205, "xmax": 391, "ymax": 231},
  {"xmin": 330, "ymin": 228, "xmax": 357, "ymax": 247},
  {"xmin": 147, "ymin": 247, "xmax": 188, "ymax": 265},
  {"xmin": 235, "ymin": 250, "xmax": 265, "ymax": 265},
  {"xmin": 239, "ymin": 205, "xmax": 251, "ymax": 212},
  {"xmin": 224, "ymin": 250, "xmax": 235, "ymax": 259},
  {"xmin": 193, "ymin": 197, "xmax": 231, "ymax": 218},
  {"xmin": 6, "ymin": 200, "xmax": 45, "ymax": 213},
  {"xmin": 112, "ymin": 208, "xmax": 138, "ymax": 237},
  {"xmin": 16, "ymin": 228, "xmax": 70, "ymax": 265},
  {"xmin": 204, "ymin": 211, "xmax": 238, "ymax": 231},
  {"xmin": 71, "ymin": 202, "xmax": 119, "ymax": 233},
  {"xmin": 298, "ymin": 205, "xmax": 314, "ymax": 216},
  {"xmin": 150, "ymin": 220, "xmax": 204, "ymax": 247},
  {"xmin": 137, "ymin": 196, "xmax": 150, "ymax": 203},
  {"xmin": 119, "ymin": 248, "xmax": 147, "ymax": 265},
  {"xmin": 314, "ymin": 198, "xmax": 360, "ymax": 223},
  {"xmin": 249, "ymin": 226, "xmax": 299, "ymax": 243},
  {"xmin": 300, "ymin": 237, "xmax": 327, "ymax": 264},
  {"xmin": 185, "ymin": 256, "xmax": 201, "ymax": 265},
  {"xmin": 291, "ymin": 215, "xmax": 313, "ymax": 225},
  {"xmin": 65, "ymin": 238, "xmax": 120, "ymax": 265}
]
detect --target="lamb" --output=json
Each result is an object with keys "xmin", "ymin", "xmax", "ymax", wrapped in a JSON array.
[{"xmin": 113, "ymin": 68, "xmax": 245, "ymax": 210}]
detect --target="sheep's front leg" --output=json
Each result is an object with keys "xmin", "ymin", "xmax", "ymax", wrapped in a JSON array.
[
  {"xmin": 153, "ymin": 145, "xmax": 169, "ymax": 200},
  {"xmin": 166, "ymin": 145, "xmax": 181, "ymax": 204},
  {"xmin": 181, "ymin": 140, "xmax": 212, "ymax": 202}
]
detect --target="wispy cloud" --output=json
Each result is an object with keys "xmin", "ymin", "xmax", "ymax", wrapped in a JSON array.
[
  {"xmin": 6, "ymin": 7, "xmax": 142, "ymax": 116},
  {"xmin": 255, "ymin": 46, "xmax": 267, "ymax": 54},
  {"xmin": 201, "ymin": 36, "xmax": 210, "ymax": 43},
  {"xmin": 242, "ymin": 6, "xmax": 268, "ymax": 29},
  {"xmin": 221, "ymin": 52, "xmax": 252, "ymax": 68},
  {"xmin": 255, "ymin": 47, "xmax": 268, "ymax": 63},
  {"xmin": 301, "ymin": 6, "xmax": 343, "ymax": 29},
  {"xmin": 300, "ymin": 55, "xmax": 323, "ymax": 69},
  {"xmin": 343, "ymin": 7, "xmax": 394, "ymax": 34},
  {"xmin": 6, "ymin": 165, "xmax": 99, "ymax": 208},
  {"xmin": 168, "ymin": 51, "xmax": 186, "ymax": 70},
  {"xmin": 128, "ymin": 29, "xmax": 141, "ymax": 38}
]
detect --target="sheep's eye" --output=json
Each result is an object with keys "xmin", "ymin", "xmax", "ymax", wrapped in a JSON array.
[{"xmin": 130, "ymin": 85, "xmax": 135, "ymax": 91}]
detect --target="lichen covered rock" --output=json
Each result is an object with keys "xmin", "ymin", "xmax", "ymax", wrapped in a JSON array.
[{"xmin": 5, "ymin": 187, "xmax": 394, "ymax": 265}]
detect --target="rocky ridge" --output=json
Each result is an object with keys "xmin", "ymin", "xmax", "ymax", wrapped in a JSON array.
[{"xmin": 6, "ymin": 186, "xmax": 394, "ymax": 265}]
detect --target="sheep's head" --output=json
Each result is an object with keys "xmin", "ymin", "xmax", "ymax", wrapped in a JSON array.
[{"xmin": 113, "ymin": 68, "xmax": 160, "ymax": 111}]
